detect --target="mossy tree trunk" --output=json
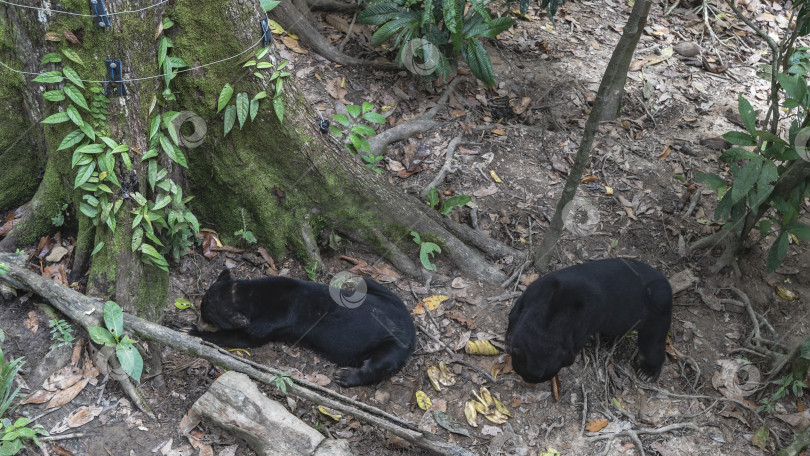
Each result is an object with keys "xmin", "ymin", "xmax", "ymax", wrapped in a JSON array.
[{"xmin": 0, "ymin": 0, "xmax": 508, "ymax": 322}]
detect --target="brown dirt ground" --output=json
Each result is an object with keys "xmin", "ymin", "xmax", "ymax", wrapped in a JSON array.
[{"xmin": 1, "ymin": 0, "xmax": 810, "ymax": 455}]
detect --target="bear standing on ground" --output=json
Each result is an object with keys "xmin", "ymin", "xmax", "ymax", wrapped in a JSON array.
[
  {"xmin": 190, "ymin": 270, "xmax": 416, "ymax": 387},
  {"xmin": 506, "ymin": 258, "xmax": 672, "ymax": 383}
]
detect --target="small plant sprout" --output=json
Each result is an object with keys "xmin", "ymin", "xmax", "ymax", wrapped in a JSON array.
[
  {"xmin": 48, "ymin": 319, "xmax": 75, "ymax": 350},
  {"xmin": 410, "ymin": 231, "xmax": 441, "ymax": 272}
]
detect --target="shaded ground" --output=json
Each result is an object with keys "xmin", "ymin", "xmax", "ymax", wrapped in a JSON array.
[{"xmin": 1, "ymin": 0, "xmax": 809, "ymax": 455}]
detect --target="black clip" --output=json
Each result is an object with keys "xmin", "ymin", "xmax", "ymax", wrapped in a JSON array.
[
  {"xmin": 105, "ymin": 59, "xmax": 126, "ymax": 96},
  {"xmin": 89, "ymin": 0, "xmax": 111, "ymax": 28},
  {"xmin": 318, "ymin": 119, "xmax": 330, "ymax": 134},
  {"xmin": 260, "ymin": 17, "xmax": 273, "ymax": 47}
]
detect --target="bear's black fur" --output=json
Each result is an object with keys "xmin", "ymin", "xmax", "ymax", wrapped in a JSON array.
[
  {"xmin": 189, "ymin": 270, "xmax": 416, "ymax": 387},
  {"xmin": 506, "ymin": 258, "xmax": 672, "ymax": 383}
]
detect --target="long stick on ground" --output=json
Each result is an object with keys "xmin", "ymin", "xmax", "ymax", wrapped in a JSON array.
[{"xmin": 0, "ymin": 252, "xmax": 474, "ymax": 456}]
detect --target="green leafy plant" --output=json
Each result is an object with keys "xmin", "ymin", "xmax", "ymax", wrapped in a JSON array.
[
  {"xmin": 88, "ymin": 301, "xmax": 144, "ymax": 382},
  {"xmin": 427, "ymin": 187, "xmax": 470, "ymax": 215},
  {"xmin": 272, "ymin": 372, "xmax": 294, "ymax": 395},
  {"xmin": 0, "ymin": 345, "xmax": 47, "ymax": 455},
  {"xmin": 358, "ymin": 0, "xmax": 515, "ymax": 87},
  {"xmin": 234, "ymin": 209, "xmax": 257, "ymax": 246},
  {"xmin": 410, "ymin": 230, "xmax": 441, "ymax": 271},
  {"xmin": 219, "ymin": 30, "xmax": 291, "ymax": 136},
  {"xmin": 50, "ymin": 203, "xmax": 69, "ymax": 227},
  {"xmin": 48, "ymin": 319, "xmax": 75, "ymax": 351},
  {"xmin": 758, "ymin": 372, "xmax": 808, "ymax": 413},
  {"xmin": 0, "ymin": 263, "xmax": 7, "ymax": 275},
  {"xmin": 304, "ymin": 261, "xmax": 319, "ymax": 281},
  {"xmin": 130, "ymin": 16, "xmax": 200, "ymax": 272},
  {"xmin": 173, "ymin": 298, "xmax": 194, "ymax": 310},
  {"xmin": 330, "ymin": 102, "xmax": 387, "ymax": 173}
]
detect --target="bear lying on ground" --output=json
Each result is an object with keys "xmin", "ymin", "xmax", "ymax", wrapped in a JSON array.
[
  {"xmin": 189, "ymin": 270, "xmax": 416, "ymax": 387},
  {"xmin": 506, "ymin": 258, "xmax": 672, "ymax": 383}
]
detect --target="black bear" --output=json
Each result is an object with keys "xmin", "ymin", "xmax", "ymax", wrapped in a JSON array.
[
  {"xmin": 190, "ymin": 270, "xmax": 416, "ymax": 387},
  {"xmin": 506, "ymin": 258, "xmax": 672, "ymax": 383}
]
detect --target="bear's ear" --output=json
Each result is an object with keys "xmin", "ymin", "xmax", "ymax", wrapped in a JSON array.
[{"xmin": 216, "ymin": 269, "xmax": 232, "ymax": 283}]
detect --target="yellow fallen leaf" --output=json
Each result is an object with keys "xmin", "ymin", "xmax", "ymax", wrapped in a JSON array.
[
  {"xmin": 266, "ymin": 19, "xmax": 285, "ymax": 34},
  {"xmin": 493, "ymin": 396, "xmax": 512, "ymax": 417},
  {"xmin": 465, "ymin": 339, "xmax": 499, "ymax": 355},
  {"xmin": 426, "ymin": 365, "xmax": 442, "ymax": 392},
  {"xmin": 482, "ymin": 410, "xmax": 510, "ymax": 424},
  {"xmin": 605, "ymin": 186, "xmax": 614, "ymax": 195},
  {"xmin": 464, "ymin": 401, "xmax": 478, "ymax": 427},
  {"xmin": 437, "ymin": 361, "xmax": 457, "ymax": 386},
  {"xmin": 479, "ymin": 387, "xmax": 494, "ymax": 407},
  {"xmin": 317, "ymin": 405, "xmax": 342, "ymax": 421},
  {"xmin": 413, "ymin": 295, "xmax": 449, "ymax": 314},
  {"xmin": 491, "ymin": 128, "xmax": 507, "ymax": 136},
  {"xmin": 776, "ymin": 286, "xmax": 798, "ymax": 301},
  {"xmin": 416, "ymin": 391, "xmax": 433, "ymax": 411},
  {"xmin": 489, "ymin": 170, "xmax": 502, "ymax": 183},
  {"xmin": 279, "ymin": 35, "xmax": 307, "ymax": 54}
]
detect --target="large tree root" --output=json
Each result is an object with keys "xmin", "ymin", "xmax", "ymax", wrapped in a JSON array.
[
  {"xmin": 687, "ymin": 227, "xmax": 741, "ymax": 276},
  {"xmin": 270, "ymin": 1, "xmax": 398, "ymax": 71},
  {"xmin": 0, "ymin": 252, "xmax": 475, "ymax": 456}
]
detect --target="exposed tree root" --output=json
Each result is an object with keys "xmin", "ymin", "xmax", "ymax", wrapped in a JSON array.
[
  {"xmin": 687, "ymin": 227, "xmax": 741, "ymax": 276},
  {"xmin": 422, "ymin": 135, "xmax": 462, "ymax": 197},
  {"xmin": 368, "ymin": 119, "xmax": 440, "ymax": 158},
  {"xmin": 0, "ymin": 252, "xmax": 475, "ymax": 456},
  {"xmin": 270, "ymin": 1, "xmax": 397, "ymax": 71},
  {"xmin": 721, "ymin": 287, "xmax": 790, "ymax": 367},
  {"xmin": 306, "ymin": 0, "xmax": 359, "ymax": 12}
]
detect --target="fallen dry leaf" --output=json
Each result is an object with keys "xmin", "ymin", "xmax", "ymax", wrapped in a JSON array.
[
  {"xmin": 445, "ymin": 310, "xmax": 477, "ymax": 329},
  {"xmin": 325, "ymin": 78, "xmax": 348, "ymax": 103},
  {"xmin": 62, "ymin": 27, "xmax": 80, "ymax": 44},
  {"xmin": 413, "ymin": 295, "xmax": 449, "ymax": 314},
  {"xmin": 22, "ymin": 389, "xmax": 55, "ymax": 405},
  {"xmin": 65, "ymin": 405, "xmax": 103, "ymax": 429},
  {"xmin": 46, "ymin": 378, "xmax": 90, "ymax": 409},
  {"xmin": 279, "ymin": 35, "xmax": 306, "ymax": 54},
  {"xmin": 552, "ymin": 374, "xmax": 561, "ymax": 402},
  {"xmin": 473, "ymin": 184, "xmax": 498, "ymax": 197},
  {"xmin": 24, "ymin": 311, "xmax": 39, "ymax": 333},
  {"xmin": 585, "ymin": 418, "xmax": 609, "ymax": 432},
  {"xmin": 44, "ymin": 32, "xmax": 61, "ymax": 42},
  {"xmin": 465, "ymin": 339, "xmax": 499, "ymax": 355}
]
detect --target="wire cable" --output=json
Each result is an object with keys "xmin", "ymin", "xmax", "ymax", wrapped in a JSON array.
[
  {"xmin": 0, "ymin": 37, "xmax": 265, "ymax": 83},
  {"xmin": 0, "ymin": 0, "xmax": 169, "ymax": 17}
]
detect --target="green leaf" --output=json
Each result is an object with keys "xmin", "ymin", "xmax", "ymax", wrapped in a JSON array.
[
  {"xmin": 61, "ymin": 48, "xmax": 84, "ymax": 66},
  {"xmin": 361, "ymin": 101, "xmax": 374, "ymax": 114},
  {"xmin": 149, "ymin": 115, "xmax": 161, "ymax": 140},
  {"xmin": 419, "ymin": 242, "xmax": 441, "ymax": 271},
  {"xmin": 41, "ymin": 112, "xmax": 70, "ymax": 124},
  {"xmin": 236, "ymin": 92, "xmax": 249, "ymax": 129},
  {"xmin": 410, "ymin": 230, "xmax": 422, "ymax": 244},
  {"xmin": 63, "ymin": 84, "xmax": 89, "ymax": 110},
  {"xmin": 103, "ymin": 300, "xmax": 124, "ymax": 338},
  {"xmin": 260, "ymin": 0, "xmax": 280, "ymax": 12},
  {"xmin": 253, "ymin": 91, "xmax": 268, "ymax": 100},
  {"xmin": 766, "ymin": 232, "xmax": 789, "ymax": 273},
  {"xmin": 62, "ymin": 66, "xmax": 84, "ymax": 88},
  {"xmin": 88, "ymin": 326, "xmax": 116, "ymax": 346},
  {"xmin": 79, "ymin": 202, "xmax": 98, "ymax": 218},
  {"xmin": 58, "ymin": 129, "xmax": 85, "ymax": 151},
  {"xmin": 333, "ymin": 113, "xmax": 350, "ymax": 127},
  {"xmin": 99, "ymin": 136, "xmax": 118, "ymax": 150},
  {"xmin": 153, "ymin": 194, "xmax": 171, "ymax": 211},
  {"xmin": 121, "ymin": 151, "xmax": 132, "ymax": 170},
  {"xmin": 462, "ymin": 39, "xmax": 496, "ymax": 87},
  {"xmin": 695, "ymin": 172, "xmax": 727, "ymax": 191},
  {"xmin": 173, "ymin": 298, "xmax": 193, "ymax": 310},
  {"xmin": 74, "ymin": 162, "xmax": 96, "ymax": 189},
  {"xmin": 75, "ymin": 143, "xmax": 105, "ymax": 154},
  {"xmin": 131, "ymin": 227, "xmax": 143, "ymax": 252},
  {"xmin": 66, "ymin": 104, "xmax": 84, "ymax": 128},
  {"xmin": 444, "ymin": 0, "xmax": 463, "ymax": 48},
  {"xmin": 273, "ymin": 97, "xmax": 284, "ymax": 123},
  {"xmin": 147, "ymin": 159, "xmax": 158, "ymax": 191},
  {"xmin": 157, "ymin": 37, "xmax": 171, "ymax": 68},
  {"xmin": 351, "ymin": 124, "xmax": 376, "ymax": 137},
  {"xmin": 256, "ymin": 61, "xmax": 274, "ymax": 69},
  {"xmin": 346, "ymin": 104, "xmax": 362, "ymax": 119},
  {"xmin": 32, "ymin": 71, "xmax": 63, "ymax": 83},
  {"xmin": 250, "ymin": 98, "xmax": 259, "ymax": 121},
  {"xmin": 40, "ymin": 53, "xmax": 61, "ymax": 64},
  {"xmin": 361, "ymin": 112, "xmax": 386, "ymax": 124},
  {"xmin": 720, "ymin": 147, "xmax": 759, "ymax": 162},
  {"xmin": 78, "ymin": 120, "xmax": 95, "ymax": 141},
  {"xmin": 723, "ymin": 131, "xmax": 757, "ymax": 146},
  {"xmin": 731, "ymin": 158, "xmax": 763, "ymax": 203},
  {"xmin": 224, "ymin": 105, "xmax": 236, "ymax": 135},
  {"xmin": 428, "ymin": 187, "xmax": 440, "ymax": 209},
  {"xmin": 160, "ymin": 134, "xmax": 187, "ymax": 168},
  {"xmin": 786, "ymin": 222, "xmax": 810, "ymax": 240},
  {"xmin": 217, "ymin": 83, "xmax": 234, "ymax": 113},
  {"xmin": 737, "ymin": 93, "xmax": 757, "ymax": 135},
  {"xmin": 132, "ymin": 192, "xmax": 147, "ymax": 206},
  {"xmin": 43, "ymin": 90, "xmax": 65, "ymax": 102},
  {"xmin": 116, "ymin": 342, "xmax": 143, "ymax": 382},
  {"xmin": 163, "ymin": 17, "xmax": 174, "ymax": 29},
  {"xmin": 440, "ymin": 195, "xmax": 471, "ymax": 215}
]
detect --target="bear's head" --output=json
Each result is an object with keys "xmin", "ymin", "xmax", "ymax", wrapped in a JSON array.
[{"xmin": 198, "ymin": 269, "xmax": 250, "ymax": 331}]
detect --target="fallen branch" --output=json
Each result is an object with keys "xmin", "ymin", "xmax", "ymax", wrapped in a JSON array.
[{"xmin": 0, "ymin": 252, "xmax": 474, "ymax": 456}]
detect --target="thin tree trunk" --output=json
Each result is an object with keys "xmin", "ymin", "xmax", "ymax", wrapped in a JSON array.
[{"xmin": 533, "ymin": 0, "xmax": 652, "ymax": 270}]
